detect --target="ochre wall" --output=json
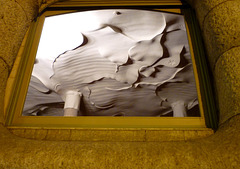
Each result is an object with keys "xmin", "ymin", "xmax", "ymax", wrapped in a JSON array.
[{"xmin": 0, "ymin": 0, "xmax": 240, "ymax": 168}]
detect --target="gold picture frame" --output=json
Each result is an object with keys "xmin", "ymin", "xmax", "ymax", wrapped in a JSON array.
[{"xmin": 4, "ymin": 0, "xmax": 215, "ymax": 129}]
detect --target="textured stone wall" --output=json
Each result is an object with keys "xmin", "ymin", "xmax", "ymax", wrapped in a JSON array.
[
  {"xmin": 8, "ymin": 128, "xmax": 213, "ymax": 142},
  {"xmin": 0, "ymin": 0, "xmax": 240, "ymax": 168},
  {"xmin": 192, "ymin": 0, "xmax": 240, "ymax": 124},
  {"xmin": 0, "ymin": 0, "xmax": 39, "ymax": 123},
  {"xmin": 0, "ymin": 117, "xmax": 239, "ymax": 168}
]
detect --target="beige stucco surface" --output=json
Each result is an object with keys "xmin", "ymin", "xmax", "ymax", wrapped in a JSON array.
[
  {"xmin": 0, "ymin": 116, "xmax": 239, "ymax": 168},
  {"xmin": 193, "ymin": 0, "xmax": 230, "ymax": 28},
  {"xmin": 8, "ymin": 128, "xmax": 213, "ymax": 142},
  {"xmin": 0, "ymin": 59, "xmax": 8, "ymax": 124},
  {"xmin": 0, "ymin": 0, "xmax": 240, "ymax": 168},
  {"xmin": 202, "ymin": 0, "xmax": 240, "ymax": 70},
  {"xmin": 215, "ymin": 47, "xmax": 240, "ymax": 124}
]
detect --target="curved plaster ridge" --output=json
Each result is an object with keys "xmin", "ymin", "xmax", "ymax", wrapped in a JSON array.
[
  {"xmin": 200, "ymin": 0, "xmax": 232, "ymax": 32},
  {"xmin": 213, "ymin": 45, "xmax": 240, "ymax": 72}
]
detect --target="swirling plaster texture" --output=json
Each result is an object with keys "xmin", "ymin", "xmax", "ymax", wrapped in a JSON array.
[
  {"xmin": 24, "ymin": 10, "xmax": 198, "ymax": 117},
  {"xmin": 0, "ymin": 0, "xmax": 240, "ymax": 168}
]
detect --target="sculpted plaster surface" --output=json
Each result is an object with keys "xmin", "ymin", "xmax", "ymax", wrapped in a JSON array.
[{"xmin": 23, "ymin": 9, "xmax": 200, "ymax": 117}]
